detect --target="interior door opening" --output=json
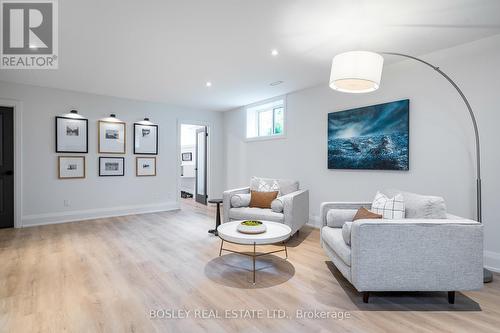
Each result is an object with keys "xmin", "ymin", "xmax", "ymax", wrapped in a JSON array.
[
  {"xmin": 179, "ymin": 124, "xmax": 208, "ymax": 206},
  {"xmin": 0, "ymin": 106, "xmax": 14, "ymax": 228}
]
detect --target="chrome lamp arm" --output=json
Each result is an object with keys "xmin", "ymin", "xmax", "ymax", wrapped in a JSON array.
[{"xmin": 381, "ymin": 52, "xmax": 482, "ymax": 223}]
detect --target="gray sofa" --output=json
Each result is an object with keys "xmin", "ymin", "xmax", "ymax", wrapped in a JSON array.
[
  {"xmin": 320, "ymin": 194, "xmax": 483, "ymax": 303},
  {"xmin": 223, "ymin": 177, "xmax": 309, "ymax": 235}
]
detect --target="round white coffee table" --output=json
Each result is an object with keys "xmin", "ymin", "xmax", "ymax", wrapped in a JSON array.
[{"xmin": 217, "ymin": 221, "xmax": 292, "ymax": 284}]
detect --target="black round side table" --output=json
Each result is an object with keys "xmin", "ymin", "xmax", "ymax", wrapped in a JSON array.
[{"xmin": 208, "ymin": 199, "xmax": 223, "ymax": 236}]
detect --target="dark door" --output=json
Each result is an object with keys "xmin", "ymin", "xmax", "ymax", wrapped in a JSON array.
[
  {"xmin": 195, "ymin": 127, "xmax": 207, "ymax": 205},
  {"xmin": 0, "ymin": 107, "xmax": 14, "ymax": 228}
]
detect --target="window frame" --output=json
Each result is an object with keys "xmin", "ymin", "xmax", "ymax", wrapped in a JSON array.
[{"xmin": 245, "ymin": 96, "xmax": 287, "ymax": 142}]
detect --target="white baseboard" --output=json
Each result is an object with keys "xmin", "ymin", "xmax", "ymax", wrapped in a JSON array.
[
  {"xmin": 21, "ymin": 201, "xmax": 180, "ymax": 227},
  {"xmin": 484, "ymin": 250, "xmax": 500, "ymax": 273}
]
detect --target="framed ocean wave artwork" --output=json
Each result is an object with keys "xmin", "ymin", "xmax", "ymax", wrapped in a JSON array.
[{"xmin": 328, "ymin": 99, "xmax": 409, "ymax": 170}]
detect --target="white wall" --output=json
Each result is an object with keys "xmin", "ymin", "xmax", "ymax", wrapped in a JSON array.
[
  {"xmin": 181, "ymin": 124, "xmax": 204, "ymax": 146},
  {"xmin": 0, "ymin": 81, "xmax": 225, "ymax": 226},
  {"xmin": 223, "ymin": 34, "xmax": 500, "ymax": 271}
]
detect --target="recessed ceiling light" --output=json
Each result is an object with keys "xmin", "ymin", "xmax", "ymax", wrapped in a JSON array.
[
  {"xmin": 271, "ymin": 49, "xmax": 279, "ymax": 56},
  {"xmin": 206, "ymin": 81, "xmax": 212, "ymax": 87},
  {"xmin": 270, "ymin": 81, "xmax": 284, "ymax": 86}
]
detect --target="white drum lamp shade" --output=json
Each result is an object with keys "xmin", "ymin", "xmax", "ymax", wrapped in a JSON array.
[{"xmin": 330, "ymin": 51, "xmax": 384, "ymax": 93}]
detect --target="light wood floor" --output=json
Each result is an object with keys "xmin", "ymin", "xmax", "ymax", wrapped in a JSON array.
[{"xmin": 1, "ymin": 199, "xmax": 499, "ymax": 333}]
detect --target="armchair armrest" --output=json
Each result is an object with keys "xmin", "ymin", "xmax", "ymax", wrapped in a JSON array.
[
  {"xmin": 282, "ymin": 189, "xmax": 309, "ymax": 234},
  {"xmin": 222, "ymin": 187, "xmax": 250, "ymax": 223},
  {"xmin": 319, "ymin": 202, "xmax": 372, "ymax": 228},
  {"xmin": 350, "ymin": 218, "xmax": 483, "ymax": 292}
]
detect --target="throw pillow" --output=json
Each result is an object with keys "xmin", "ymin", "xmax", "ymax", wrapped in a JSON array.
[
  {"xmin": 230, "ymin": 193, "xmax": 251, "ymax": 208},
  {"xmin": 353, "ymin": 207, "xmax": 382, "ymax": 221},
  {"xmin": 342, "ymin": 222, "xmax": 352, "ymax": 246},
  {"xmin": 371, "ymin": 191, "xmax": 405, "ymax": 219},
  {"xmin": 249, "ymin": 190, "xmax": 279, "ymax": 209},
  {"xmin": 250, "ymin": 177, "xmax": 281, "ymax": 195},
  {"xmin": 326, "ymin": 209, "xmax": 358, "ymax": 228},
  {"xmin": 271, "ymin": 198, "xmax": 284, "ymax": 213}
]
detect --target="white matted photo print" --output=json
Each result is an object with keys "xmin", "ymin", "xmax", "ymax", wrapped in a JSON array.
[
  {"xmin": 99, "ymin": 157, "xmax": 125, "ymax": 176},
  {"xmin": 136, "ymin": 157, "xmax": 156, "ymax": 176},
  {"xmin": 99, "ymin": 120, "xmax": 126, "ymax": 154},
  {"xmin": 58, "ymin": 156, "xmax": 86, "ymax": 179},
  {"xmin": 56, "ymin": 117, "xmax": 88, "ymax": 153},
  {"xmin": 134, "ymin": 124, "xmax": 158, "ymax": 154}
]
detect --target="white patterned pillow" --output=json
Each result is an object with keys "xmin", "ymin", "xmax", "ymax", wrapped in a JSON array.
[
  {"xmin": 250, "ymin": 177, "xmax": 281, "ymax": 195},
  {"xmin": 371, "ymin": 191, "xmax": 405, "ymax": 219}
]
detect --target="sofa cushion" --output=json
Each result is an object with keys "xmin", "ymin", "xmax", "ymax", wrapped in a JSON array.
[
  {"xmin": 228, "ymin": 207, "xmax": 284, "ymax": 223},
  {"xmin": 321, "ymin": 227, "xmax": 351, "ymax": 266},
  {"xmin": 326, "ymin": 209, "xmax": 358, "ymax": 228},
  {"xmin": 249, "ymin": 190, "xmax": 279, "ymax": 209},
  {"xmin": 271, "ymin": 198, "xmax": 284, "ymax": 213},
  {"xmin": 371, "ymin": 191, "xmax": 405, "ymax": 219},
  {"xmin": 384, "ymin": 189, "xmax": 447, "ymax": 219},
  {"xmin": 342, "ymin": 222, "xmax": 352, "ymax": 246},
  {"xmin": 250, "ymin": 177, "xmax": 300, "ymax": 196},
  {"xmin": 276, "ymin": 179, "xmax": 299, "ymax": 196},
  {"xmin": 230, "ymin": 193, "xmax": 251, "ymax": 208}
]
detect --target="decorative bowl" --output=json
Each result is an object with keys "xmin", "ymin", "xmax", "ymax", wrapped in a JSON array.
[{"xmin": 237, "ymin": 220, "xmax": 267, "ymax": 234}]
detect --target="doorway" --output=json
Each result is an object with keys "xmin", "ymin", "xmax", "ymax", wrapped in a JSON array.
[
  {"xmin": 180, "ymin": 124, "xmax": 208, "ymax": 205},
  {"xmin": 0, "ymin": 107, "xmax": 14, "ymax": 228}
]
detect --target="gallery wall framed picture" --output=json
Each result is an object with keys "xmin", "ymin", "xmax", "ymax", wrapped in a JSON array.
[
  {"xmin": 98, "ymin": 120, "xmax": 126, "ymax": 154},
  {"xmin": 99, "ymin": 157, "xmax": 125, "ymax": 176},
  {"xmin": 136, "ymin": 157, "xmax": 156, "ymax": 176},
  {"xmin": 55, "ymin": 117, "xmax": 88, "ymax": 153},
  {"xmin": 134, "ymin": 123, "xmax": 158, "ymax": 155},
  {"xmin": 58, "ymin": 156, "xmax": 86, "ymax": 179}
]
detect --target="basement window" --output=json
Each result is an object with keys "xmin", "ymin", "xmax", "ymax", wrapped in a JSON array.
[{"xmin": 246, "ymin": 97, "xmax": 285, "ymax": 140}]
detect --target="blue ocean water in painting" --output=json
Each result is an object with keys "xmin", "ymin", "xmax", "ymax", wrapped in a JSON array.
[{"xmin": 328, "ymin": 100, "xmax": 409, "ymax": 170}]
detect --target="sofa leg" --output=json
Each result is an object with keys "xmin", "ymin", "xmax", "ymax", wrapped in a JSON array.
[
  {"xmin": 362, "ymin": 292, "xmax": 370, "ymax": 303},
  {"xmin": 448, "ymin": 291, "xmax": 455, "ymax": 304},
  {"xmin": 296, "ymin": 230, "xmax": 299, "ymax": 237}
]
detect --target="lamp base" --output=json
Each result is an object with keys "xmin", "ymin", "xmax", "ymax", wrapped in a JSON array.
[{"xmin": 484, "ymin": 268, "xmax": 493, "ymax": 283}]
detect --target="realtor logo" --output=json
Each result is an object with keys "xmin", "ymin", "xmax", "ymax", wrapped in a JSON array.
[{"xmin": 1, "ymin": 0, "xmax": 58, "ymax": 69}]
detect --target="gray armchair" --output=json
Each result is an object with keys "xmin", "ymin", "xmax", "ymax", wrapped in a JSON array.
[
  {"xmin": 223, "ymin": 177, "xmax": 309, "ymax": 235},
  {"xmin": 320, "ymin": 200, "xmax": 483, "ymax": 303}
]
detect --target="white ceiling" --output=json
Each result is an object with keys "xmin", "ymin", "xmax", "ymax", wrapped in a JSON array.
[{"xmin": 1, "ymin": 0, "xmax": 500, "ymax": 111}]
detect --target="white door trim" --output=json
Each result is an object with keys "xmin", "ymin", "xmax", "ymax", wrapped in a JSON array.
[
  {"xmin": 176, "ymin": 119, "xmax": 213, "ymax": 206},
  {"xmin": 0, "ymin": 98, "xmax": 23, "ymax": 228}
]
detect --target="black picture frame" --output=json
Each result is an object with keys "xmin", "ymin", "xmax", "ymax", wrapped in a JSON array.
[
  {"xmin": 99, "ymin": 157, "xmax": 125, "ymax": 176},
  {"xmin": 181, "ymin": 152, "xmax": 192, "ymax": 161},
  {"xmin": 55, "ymin": 116, "xmax": 89, "ymax": 153},
  {"xmin": 133, "ymin": 123, "xmax": 158, "ymax": 155}
]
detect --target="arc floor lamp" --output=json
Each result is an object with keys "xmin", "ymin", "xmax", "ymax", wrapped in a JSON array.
[{"xmin": 329, "ymin": 51, "xmax": 492, "ymax": 283}]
